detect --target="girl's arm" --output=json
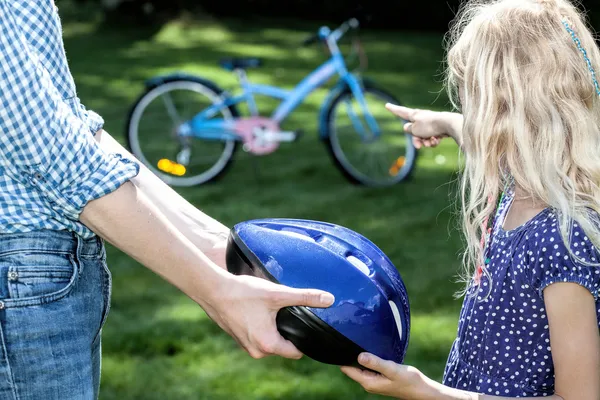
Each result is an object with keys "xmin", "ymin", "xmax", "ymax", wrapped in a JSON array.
[
  {"xmin": 385, "ymin": 104, "xmax": 464, "ymax": 149},
  {"xmin": 341, "ymin": 281, "xmax": 599, "ymax": 400},
  {"xmin": 545, "ymin": 282, "xmax": 600, "ymax": 399}
]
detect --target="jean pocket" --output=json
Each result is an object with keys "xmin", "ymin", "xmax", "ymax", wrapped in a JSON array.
[
  {"xmin": 2, "ymin": 252, "xmax": 79, "ymax": 308},
  {"xmin": 93, "ymin": 259, "xmax": 113, "ymax": 342}
]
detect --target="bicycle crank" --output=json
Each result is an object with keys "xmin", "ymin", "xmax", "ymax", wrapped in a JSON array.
[
  {"xmin": 253, "ymin": 129, "xmax": 301, "ymax": 143},
  {"xmin": 234, "ymin": 117, "xmax": 290, "ymax": 155}
]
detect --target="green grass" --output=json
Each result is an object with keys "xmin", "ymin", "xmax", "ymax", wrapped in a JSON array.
[{"xmin": 63, "ymin": 16, "xmax": 465, "ymax": 399}]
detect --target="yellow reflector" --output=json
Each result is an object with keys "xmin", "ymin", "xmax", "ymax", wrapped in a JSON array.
[
  {"xmin": 173, "ymin": 164, "xmax": 186, "ymax": 176},
  {"xmin": 157, "ymin": 159, "xmax": 171, "ymax": 171},
  {"xmin": 388, "ymin": 156, "xmax": 406, "ymax": 176},
  {"xmin": 157, "ymin": 159, "xmax": 186, "ymax": 176}
]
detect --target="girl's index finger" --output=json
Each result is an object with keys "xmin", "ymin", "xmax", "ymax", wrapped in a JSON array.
[{"xmin": 385, "ymin": 103, "xmax": 416, "ymax": 121}]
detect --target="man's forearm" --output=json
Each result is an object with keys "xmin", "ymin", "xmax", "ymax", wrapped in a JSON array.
[
  {"xmin": 93, "ymin": 129, "xmax": 229, "ymax": 268},
  {"xmin": 79, "ymin": 180, "xmax": 228, "ymax": 309}
]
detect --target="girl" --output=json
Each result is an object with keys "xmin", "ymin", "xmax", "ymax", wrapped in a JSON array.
[{"xmin": 342, "ymin": 0, "xmax": 600, "ymax": 398}]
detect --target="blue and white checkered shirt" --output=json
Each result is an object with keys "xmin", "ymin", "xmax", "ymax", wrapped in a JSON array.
[{"xmin": 0, "ymin": 0, "xmax": 140, "ymax": 238}]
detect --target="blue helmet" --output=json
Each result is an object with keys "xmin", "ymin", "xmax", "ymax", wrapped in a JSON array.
[{"xmin": 226, "ymin": 218, "xmax": 410, "ymax": 367}]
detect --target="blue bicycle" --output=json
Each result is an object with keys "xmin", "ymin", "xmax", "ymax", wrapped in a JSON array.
[{"xmin": 125, "ymin": 19, "xmax": 417, "ymax": 187}]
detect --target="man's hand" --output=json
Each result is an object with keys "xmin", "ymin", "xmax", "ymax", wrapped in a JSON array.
[{"xmin": 206, "ymin": 274, "xmax": 334, "ymax": 359}]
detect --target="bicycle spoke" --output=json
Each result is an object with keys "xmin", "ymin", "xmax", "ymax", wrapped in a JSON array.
[
  {"xmin": 327, "ymin": 87, "xmax": 416, "ymax": 186},
  {"xmin": 161, "ymin": 92, "xmax": 183, "ymax": 125}
]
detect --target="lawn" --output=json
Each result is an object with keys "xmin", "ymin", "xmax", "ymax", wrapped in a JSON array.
[{"xmin": 63, "ymin": 14, "xmax": 465, "ymax": 399}]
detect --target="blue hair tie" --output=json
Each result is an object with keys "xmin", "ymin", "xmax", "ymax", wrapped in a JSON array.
[{"xmin": 562, "ymin": 20, "xmax": 600, "ymax": 97}]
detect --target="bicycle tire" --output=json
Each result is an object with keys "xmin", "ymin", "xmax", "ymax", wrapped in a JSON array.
[
  {"xmin": 323, "ymin": 83, "xmax": 418, "ymax": 187},
  {"xmin": 125, "ymin": 76, "xmax": 240, "ymax": 187}
]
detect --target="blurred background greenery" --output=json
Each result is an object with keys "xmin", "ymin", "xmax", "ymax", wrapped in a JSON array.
[
  {"xmin": 57, "ymin": 0, "xmax": 600, "ymax": 32},
  {"xmin": 54, "ymin": 1, "xmax": 599, "ymax": 399}
]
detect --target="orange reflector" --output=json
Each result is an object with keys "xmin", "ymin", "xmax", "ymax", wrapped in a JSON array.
[
  {"xmin": 157, "ymin": 159, "xmax": 186, "ymax": 176},
  {"xmin": 388, "ymin": 156, "xmax": 406, "ymax": 176}
]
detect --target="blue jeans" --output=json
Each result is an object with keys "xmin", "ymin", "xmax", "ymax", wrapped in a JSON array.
[{"xmin": 0, "ymin": 230, "xmax": 111, "ymax": 399}]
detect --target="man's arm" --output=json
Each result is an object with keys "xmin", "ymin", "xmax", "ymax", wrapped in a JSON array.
[
  {"xmin": 79, "ymin": 173, "xmax": 334, "ymax": 360},
  {"xmin": 0, "ymin": 1, "xmax": 334, "ymax": 360},
  {"xmin": 79, "ymin": 180, "xmax": 227, "ymax": 314},
  {"xmin": 93, "ymin": 129, "xmax": 230, "ymax": 268}
]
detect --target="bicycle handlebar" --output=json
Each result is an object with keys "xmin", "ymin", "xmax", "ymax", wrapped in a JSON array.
[
  {"xmin": 334, "ymin": 18, "xmax": 360, "ymax": 40},
  {"xmin": 301, "ymin": 18, "xmax": 360, "ymax": 47},
  {"xmin": 302, "ymin": 33, "xmax": 320, "ymax": 46}
]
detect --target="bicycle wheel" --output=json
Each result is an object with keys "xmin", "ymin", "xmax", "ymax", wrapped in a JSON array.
[
  {"xmin": 324, "ymin": 84, "xmax": 418, "ymax": 187},
  {"xmin": 126, "ymin": 77, "xmax": 239, "ymax": 187}
]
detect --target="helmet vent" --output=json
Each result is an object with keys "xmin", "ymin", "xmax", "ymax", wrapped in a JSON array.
[
  {"xmin": 281, "ymin": 228, "xmax": 316, "ymax": 242},
  {"xmin": 388, "ymin": 300, "xmax": 404, "ymax": 341},
  {"xmin": 346, "ymin": 255, "xmax": 370, "ymax": 276}
]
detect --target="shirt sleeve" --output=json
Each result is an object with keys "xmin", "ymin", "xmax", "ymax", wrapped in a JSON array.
[
  {"xmin": 530, "ymin": 218, "xmax": 600, "ymax": 300},
  {"xmin": 78, "ymin": 102, "xmax": 105, "ymax": 135},
  {"xmin": 0, "ymin": 1, "xmax": 139, "ymax": 221}
]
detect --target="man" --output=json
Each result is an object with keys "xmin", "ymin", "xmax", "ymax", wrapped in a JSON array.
[{"xmin": 0, "ymin": 2, "xmax": 333, "ymax": 399}]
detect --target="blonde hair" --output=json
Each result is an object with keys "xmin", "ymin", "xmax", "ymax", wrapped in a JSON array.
[{"xmin": 444, "ymin": 0, "xmax": 600, "ymax": 294}]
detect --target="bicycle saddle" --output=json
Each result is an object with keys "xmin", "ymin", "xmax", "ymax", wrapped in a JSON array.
[{"xmin": 219, "ymin": 57, "xmax": 263, "ymax": 71}]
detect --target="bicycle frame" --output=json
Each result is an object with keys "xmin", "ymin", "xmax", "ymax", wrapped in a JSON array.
[{"xmin": 177, "ymin": 24, "xmax": 381, "ymax": 142}]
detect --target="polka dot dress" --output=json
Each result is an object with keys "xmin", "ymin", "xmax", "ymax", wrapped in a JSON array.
[{"xmin": 442, "ymin": 189, "xmax": 600, "ymax": 396}]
